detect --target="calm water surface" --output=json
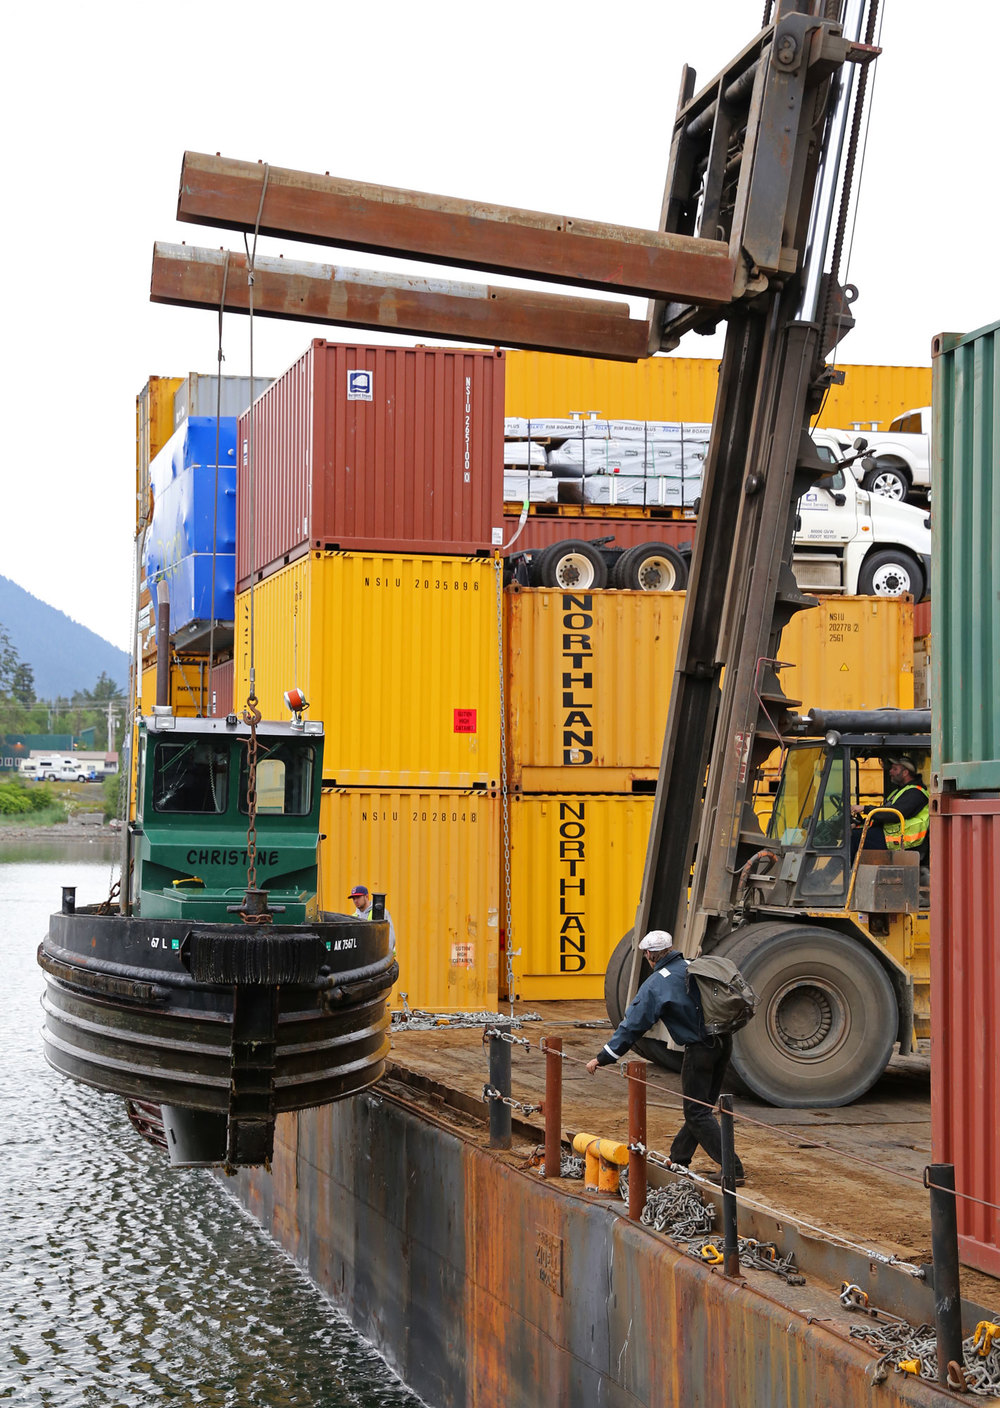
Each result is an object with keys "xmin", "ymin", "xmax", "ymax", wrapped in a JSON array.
[{"xmin": 0, "ymin": 840, "xmax": 424, "ymax": 1407}]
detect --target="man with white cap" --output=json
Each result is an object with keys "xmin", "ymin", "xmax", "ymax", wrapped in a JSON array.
[{"xmin": 585, "ymin": 930, "xmax": 745, "ymax": 1184}]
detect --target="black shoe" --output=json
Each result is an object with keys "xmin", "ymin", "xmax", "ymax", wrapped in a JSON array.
[{"xmin": 708, "ymin": 1170, "xmax": 745, "ymax": 1187}]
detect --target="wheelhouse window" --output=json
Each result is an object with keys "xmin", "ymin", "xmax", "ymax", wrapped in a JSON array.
[
  {"xmin": 240, "ymin": 743, "xmax": 315, "ymax": 816},
  {"xmin": 153, "ymin": 740, "xmax": 230, "ymax": 814},
  {"xmin": 767, "ymin": 745, "xmax": 825, "ymax": 846}
]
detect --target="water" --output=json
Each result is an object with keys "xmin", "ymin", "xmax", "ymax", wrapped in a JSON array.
[{"xmin": 0, "ymin": 841, "xmax": 424, "ymax": 1408}]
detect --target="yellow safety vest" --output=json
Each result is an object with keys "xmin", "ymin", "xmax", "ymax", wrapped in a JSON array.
[{"xmin": 883, "ymin": 784, "xmax": 929, "ymax": 850}]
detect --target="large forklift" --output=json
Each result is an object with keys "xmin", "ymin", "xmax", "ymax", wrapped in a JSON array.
[{"xmin": 608, "ymin": 708, "xmax": 931, "ymax": 1107}]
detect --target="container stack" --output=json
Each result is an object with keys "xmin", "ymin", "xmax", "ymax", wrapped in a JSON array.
[
  {"xmin": 928, "ymin": 318, "xmax": 1000, "ymax": 1277},
  {"xmin": 233, "ymin": 340, "xmax": 507, "ymax": 1013},
  {"xmin": 506, "ymin": 589, "xmax": 916, "ymax": 1001}
]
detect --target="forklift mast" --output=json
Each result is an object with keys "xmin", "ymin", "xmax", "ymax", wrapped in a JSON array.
[{"xmin": 152, "ymin": 3, "xmax": 882, "ymax": 978}]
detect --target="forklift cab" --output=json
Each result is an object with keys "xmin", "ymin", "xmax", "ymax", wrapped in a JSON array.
[{"xmin": 762, "ymin": 733, "xmax": 930, "ymax": 913}]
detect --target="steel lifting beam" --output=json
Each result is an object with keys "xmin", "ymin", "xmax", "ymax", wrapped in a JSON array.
[
  {"xmin": 150, "ymin": 244, "xmax": 651, "ymax": 361},
  {"xmin": 175, "ymin": 151, "xmax": 738, "ymax": 307}
]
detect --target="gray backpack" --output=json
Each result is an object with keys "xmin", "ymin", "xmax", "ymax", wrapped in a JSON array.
[{"xmin": 687, "ymin": 955, "xmax": 758, "ymax": 1037}]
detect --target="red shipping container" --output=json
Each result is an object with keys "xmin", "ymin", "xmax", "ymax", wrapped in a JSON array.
[
  {"xmin": 209, "ymin": 658, "xmax": 234, "ymax": 717},
  {"xmin": 930, "ymin": 792, "xmax": 1000, "ymax": 1276},
  {"xmin": 237, "ymin": 341, "xmax": 505, "ymax": 586},
  {"xmin": 501, "ymin": 512, "xmax": 695, "ymax": 555}
]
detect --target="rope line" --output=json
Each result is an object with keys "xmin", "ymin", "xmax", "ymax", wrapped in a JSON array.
[
  {"xmin": 494, "ymin": 1032, "xmax": 1000, "ymax": 1220},
  {"xmin": 207, "ymin": 251, "xmax": 231, "ymax": 711}
]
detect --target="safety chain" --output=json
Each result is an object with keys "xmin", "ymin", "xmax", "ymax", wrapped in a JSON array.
[
  {"xmin": 390, "ymin": 1004, "xmax": 541, "ymax": 1032},
  {"xmin": 482, "ymin": 1084, "xmax": 541, "ymax": 1118},
  {"xmin": 494, "ymin": 554, "xmax": 515, "ymax": 1014},
  {"xmin": 97, "ymin": 879, "xmax": 121, "ymax": 917},
  {"xmin": 483, "ymin": 1026, "xmax": 533, "ymax": 1049},
  {"xmin": 241, "ymin": 694, "xmax": 262, "ymax": 902},
  {"xmin": 843, "ymin": 1298, "xmax": 1000, "ymax": 1395}
]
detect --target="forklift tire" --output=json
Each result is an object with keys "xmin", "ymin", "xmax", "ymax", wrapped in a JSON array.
[
  {"xmin": 611, "ymin": 543, "xmax": 688, "ymax": 591},
  {"xmin": 715, "ymin": 923, "xmax": 897, "ymax": 1108},
  {"xmin": 531, "ymin": 539, "xmax": 609, "ymax": 589},
  {"xmin": 604, "ymin": 931, "xmax": 683, "ymax": 1072}
]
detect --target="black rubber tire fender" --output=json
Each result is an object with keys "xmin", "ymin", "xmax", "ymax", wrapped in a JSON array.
[{"xmin": 714, "ymin": 922, "xmax": 897, "ymax": 1108}]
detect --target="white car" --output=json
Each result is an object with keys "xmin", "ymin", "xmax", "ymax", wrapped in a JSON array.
[{"xmin": 792, "ymin": 432, "xmax": 931, "ymax": 599}]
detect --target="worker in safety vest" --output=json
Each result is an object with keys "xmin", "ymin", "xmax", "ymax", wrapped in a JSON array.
[
  {"xmin": 349, "ymin": 884, "xmax": 397, "ymax": 957},
  {"xmin": 853, "ymin": 756, "xmax": 929, "ymax": 865}
]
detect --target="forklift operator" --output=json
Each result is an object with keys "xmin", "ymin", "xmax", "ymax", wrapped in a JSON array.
[{"xmin": 852, "ymin": 755, "xmax": 929, "ymax": 866}]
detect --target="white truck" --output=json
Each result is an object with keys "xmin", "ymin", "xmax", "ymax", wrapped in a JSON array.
[
  {"xmin": 833, "ymin": 406, "xmax": 931, "ymax": 503},
  {"xmin": 793, "ymin": 430, "xmax": 931, "ymax": 599}
]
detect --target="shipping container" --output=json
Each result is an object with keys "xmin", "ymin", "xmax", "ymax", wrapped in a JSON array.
[
  {"xmin": 510, "ymin": 793, "xmax": 653, "ymax": 1000},
  {"xmin": 319, "ymin": 788, "xmax": 499, "ymax": 1012},
  {"xmin": 503, "ymin": 351, "xmax": 931, "ymax": 435},
  {"xmin": 139, "ymin": 658, "xmax": 210, "ymax": 717},
  {"xmin": 930, "ymin": 793, "xmax": 1000, "ymax": 1277},
  {"xmin": 236, "ymin": 341, "xmax": 506, "ymax": 586},
  {"xmin": 210, "ymin": 659, "xmax": 234, "ymax": 717},
  {"xmin": 931, "ymin": 319, "xmax": 1000, "ymax": 791},
  {"xmin": 136, "ymin": 375, "xmax": 183, "ymax": 533},
  {"xmin": 235, "ymin": 553, "xmax": 500, "ymax": 788},
  {"xmin": 507, "ymin": 591, "xmax": 913, "ymax": 792},
  {"xmin": 173, "ymin": 373, "xmax": 273, "ymax": 429}
]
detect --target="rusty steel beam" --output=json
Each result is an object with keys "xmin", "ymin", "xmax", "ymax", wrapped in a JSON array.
[
  {"xmin": 150, "ymin": 243, "xmax": 651, "ymax": 361},
  {"xmin": 176, "ymin": 151, "xmax": 738, "ymax": 306}
]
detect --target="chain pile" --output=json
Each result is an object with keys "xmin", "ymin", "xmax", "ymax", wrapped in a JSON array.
[
  {"xmin": 847, "ymin": 1311, "xmax": 1000, "ymax": 1394},
  {"xmin": 390, "ymin": 1008, "xmax": 541, "ymax": 1032},
  {"xmin": 636, "ymin": 1179, "xmax": 716, "ymax": 1241}
]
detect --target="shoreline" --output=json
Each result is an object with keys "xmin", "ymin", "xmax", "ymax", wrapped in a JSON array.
[{"xmin": 0, "ymin": 821, "xmax": 118, "ymax": 844}]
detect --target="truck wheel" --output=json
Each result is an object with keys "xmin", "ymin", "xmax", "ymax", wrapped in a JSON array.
[
  {"xmin": 531, "ymin": 539, "xmax": 608, "ymax": 589},
  {"xmin": 715, "ymin": 923, "xmax": 897, "ymax": 1107},
  {"xmin": 611, "ymin": 543, "xmax": 688, "ymax": 591},
  {"xmin": 857, "ymin": 548, "xmax": 925, "ymax": 601},
  {"xmin": 862, "ymin": 462, "xmax": 909, "ymax": 501},
  {"xmin": 604, "ymin": 931, "xmax": 683, "ymax": 1071}
]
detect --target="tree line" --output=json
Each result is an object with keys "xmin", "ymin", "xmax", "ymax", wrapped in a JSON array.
[{"xmin": 0, "ymin": 622, "xmax": 127, "ymax": 752}]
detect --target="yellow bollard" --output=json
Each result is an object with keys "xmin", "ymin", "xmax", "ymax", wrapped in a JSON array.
[{"xmin": 572, "ymin": 1133, "xmax": 629, "ymax": 1196}]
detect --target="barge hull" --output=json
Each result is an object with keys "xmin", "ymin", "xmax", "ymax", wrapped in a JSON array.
[{"xmin": 227, "ymin": 1088, "xmax": 948, "ymax": 1408}]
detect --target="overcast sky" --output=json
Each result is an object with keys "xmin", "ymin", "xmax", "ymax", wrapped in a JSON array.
[{"xmin": 1, "ymin": 2, "xmax": 989, "ymax": 652}]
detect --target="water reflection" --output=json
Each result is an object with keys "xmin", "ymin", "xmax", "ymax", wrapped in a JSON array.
[{"xmin": 1, "ymin": 843, "xmax": 422, "ymax": 1407}]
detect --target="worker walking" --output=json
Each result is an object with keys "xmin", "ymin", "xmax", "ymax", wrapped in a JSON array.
[
  {"xmin": 586, "ymin": 931, "xmax": 745, "ymax": 1184},
  {"xmin": 349, "ymin": 884, "xmax": 397, "ymax": 957}
]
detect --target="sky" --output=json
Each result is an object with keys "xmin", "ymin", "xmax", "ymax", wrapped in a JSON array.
[{"xmin": 1, "ymin": 1, "xmax": 990, "ymax": 652}]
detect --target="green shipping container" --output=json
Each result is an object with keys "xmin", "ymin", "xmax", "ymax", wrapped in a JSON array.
[{"xmin": 931, "ymin": 319, "xmax": 1000, "ymax": 791}]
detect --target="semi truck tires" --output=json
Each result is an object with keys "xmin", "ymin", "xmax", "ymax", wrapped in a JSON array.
[
  {"xmin": 530, "ymin": 539, "xmax": 608, "ymax": 589},
  {"xmin": 611, "ymin": 543, "xmax": 688, "ymax": 591}
]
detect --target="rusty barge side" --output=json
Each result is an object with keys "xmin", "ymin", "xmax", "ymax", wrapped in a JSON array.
[{"xmin": 226, "ymin": 1084, "xmax": 950, "ymax": 1408}]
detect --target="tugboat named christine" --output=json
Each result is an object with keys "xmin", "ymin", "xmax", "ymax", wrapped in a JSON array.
[{"xmin": 37, "ymin": 692, "xmax": 397, "ymax": 1169}]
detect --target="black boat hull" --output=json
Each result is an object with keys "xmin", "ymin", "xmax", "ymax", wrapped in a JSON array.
[{"xmin": 39, "ymin": 907, "xmax": 396, "ymax": 1166}]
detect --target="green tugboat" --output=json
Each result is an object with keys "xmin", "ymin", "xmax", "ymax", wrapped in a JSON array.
[{"xmin": 38, "ymin": 700, "xmax": 397, "ymax": 1169}]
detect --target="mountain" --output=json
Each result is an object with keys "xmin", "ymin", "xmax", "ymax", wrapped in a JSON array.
[{"xmin": 0, "ymin": 576, "xmax": 129, "ymax": 699}]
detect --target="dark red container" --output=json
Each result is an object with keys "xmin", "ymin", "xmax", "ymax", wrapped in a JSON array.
[
  {"xmin": 913, "ymin": 598, "xmax": 931, "ymax": 639},
  {"xmin": 930, "ymin": 792, "xmax": 1000, "ymax": 1275},
  {"xmin": 209, "ymin": 658, "xmax": 234, "ymax": 717},
  {"xmin": 502, "ymin": 512, "xmax": 695, "ymax": 555},
  {"xmin": 237, "ymin": 341, "xmax": 505, "ymax": 587}
]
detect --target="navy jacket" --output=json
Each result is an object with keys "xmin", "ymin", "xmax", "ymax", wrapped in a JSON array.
[{"xmin": 596, "ymin": 950, "xmax": 705, "ymax": 1064}]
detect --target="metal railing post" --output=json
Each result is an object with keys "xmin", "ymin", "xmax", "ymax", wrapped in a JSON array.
[
  {"xmin": 489, "ymin": 1034, "xmax": 512, "ymax": 1150},
  {"xmin": 541, "ymin": 1037, "xmax": 562, "ymax": 1177},
  {"xmin": 626, "ymin": 1060, "xmax": 647, "ymax": 1221},
  {"xmin": 927, "ymin": 1163, "xmax": 964, "ymax": 1387},
  {"xmin": 719, "ymin": 1094, "xmax": 740, "ymax": 1278}
]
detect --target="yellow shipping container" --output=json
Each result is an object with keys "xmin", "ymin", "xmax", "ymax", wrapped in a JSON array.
[
  {"xmin": 507, "ymin": 591, "xmax": 913, "ymax": 792},
  {"xmin": 235, "ymin": 553, "xmax": 501, "ymax": 789},
  {"xmin": 503, "ymin": 351, "xmax": 931, "ymax": 434},
  {"xmin": 510, "ymin": 794, "xmax": 653, "ymax": 1001},
  {"xmin": 139, "ymin": 659, "xmax": 210, "ymax": 717},
  {"xmin": 136, "ymin": 376, "xmax": 183, "ymax": 534},
  {"xmin": 319, "ymin": 788, "xmax": 499, "ymax": 1012}
]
